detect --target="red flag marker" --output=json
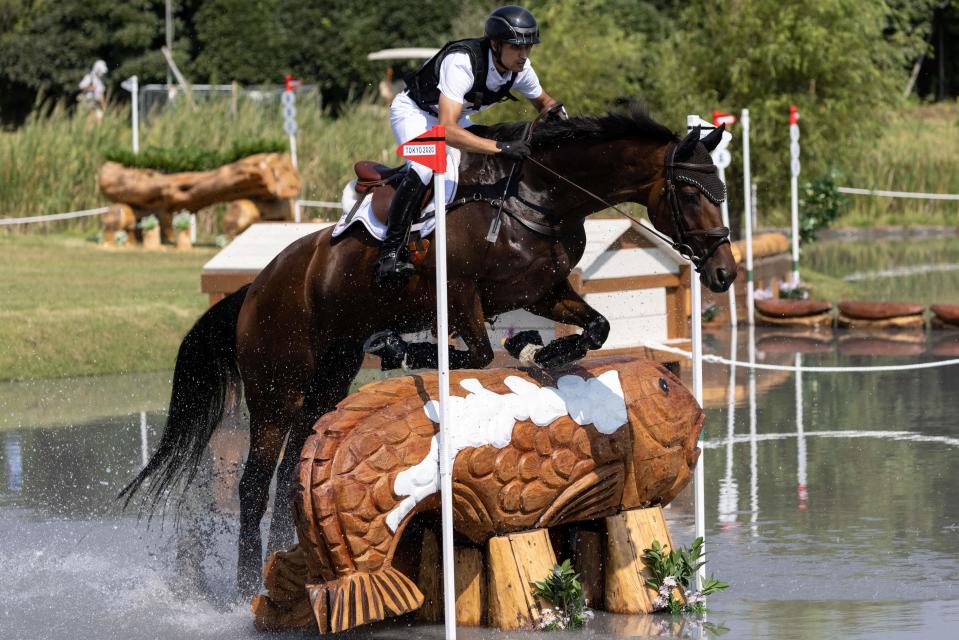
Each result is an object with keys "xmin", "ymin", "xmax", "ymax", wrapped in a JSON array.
[
  {"xmin": 712, "ymin": 110, "xmax": 737, "ymax": 127},
  {"xmin": 789, "ymin": 104, "xmax": 800, "ymax": 125},
  {"xmin": 397, "ymin": 125, "xmax": 447, "ymax": 174}
]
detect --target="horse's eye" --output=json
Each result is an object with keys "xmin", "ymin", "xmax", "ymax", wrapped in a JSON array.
[
  {"xmin": 681, "ymin": 191, "xmax": 699, "ymax": 204},
  {"xmin": 659, "ymin": 377, "xmax": 669, "ymax": 394}
]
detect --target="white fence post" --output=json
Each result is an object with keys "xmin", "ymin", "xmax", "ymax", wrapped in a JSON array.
[{"xmin": 789, "ymin": 105, "xmax": 801, "ymax": 288}]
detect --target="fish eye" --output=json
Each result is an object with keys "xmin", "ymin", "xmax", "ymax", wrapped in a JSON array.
[{"xmin": 659, "ymin": 377, "xmax": 669, "ymax": 394}]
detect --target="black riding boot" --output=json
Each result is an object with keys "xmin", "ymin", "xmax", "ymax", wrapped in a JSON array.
[{"xmin": 375, "ymin": 169, "xmax": 429, "ymax": 288}]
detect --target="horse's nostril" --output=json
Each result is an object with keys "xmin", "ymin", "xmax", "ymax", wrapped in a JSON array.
[{"xmin": 716, "ymin": 268, "xmax": 728, "ymax": 284}]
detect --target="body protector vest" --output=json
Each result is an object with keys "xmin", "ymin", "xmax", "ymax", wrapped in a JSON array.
[{"xmin": 404, "ymin": 38, "xmax": 518, "ymax": 116}]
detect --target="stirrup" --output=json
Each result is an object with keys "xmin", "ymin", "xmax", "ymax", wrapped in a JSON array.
[{"xmin": 375, "ymin": 251, "xmax": 415, "ymax": 287}]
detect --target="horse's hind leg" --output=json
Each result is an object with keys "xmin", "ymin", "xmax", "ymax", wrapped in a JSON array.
[
  {"xmin": 266, "ymin": 339, "xmax": 366, "ymax": 554},
  {"xmin": 237, "ymin": 389, "xmax": 302, "ymax": 598}
]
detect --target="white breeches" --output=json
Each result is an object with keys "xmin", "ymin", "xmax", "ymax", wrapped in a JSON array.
[{"xmin": 390, "ymin": 92, "xmax": 471, "ymax": 185}]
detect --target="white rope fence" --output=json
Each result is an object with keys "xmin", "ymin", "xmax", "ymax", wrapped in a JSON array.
[
  {"xmin": 296, "ymin": 200, "xmax": 341, "ymax": 209},
  {"xmin": 0, "ymin": 206, "xmax": 110, "ymax": 226},
  {"xmin": 0, "ymin": 201, "xmax": 341, "ymax": 227},
  {"xmin": 837, "ymin": 187, "xmax": 959, "ymax": 201},
  {"xmin": 643, "ymin": 339, "xmax": 959, "ymax": 373}
]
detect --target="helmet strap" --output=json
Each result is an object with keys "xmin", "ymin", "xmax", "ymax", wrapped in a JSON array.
[{"xmin": 491, "ymin": 40, "xmax": 508, "ymax": 74}]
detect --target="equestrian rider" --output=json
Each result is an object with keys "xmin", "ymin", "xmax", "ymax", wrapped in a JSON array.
[{"xmin": 375, "ymin": 5, "xmax": 565, "ymax": 287}]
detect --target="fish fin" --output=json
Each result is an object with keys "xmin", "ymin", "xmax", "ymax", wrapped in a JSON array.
[
  {"xmin": 251, "ymin": 545, "xmax": 313, "ymax": 631},
  {"xmin": 307, "ymin": 567, "xmax": 424, "ymax": 634},
  {"xmin": 536, "ymin": 463, "xmax": 625, "ymax": 528}
]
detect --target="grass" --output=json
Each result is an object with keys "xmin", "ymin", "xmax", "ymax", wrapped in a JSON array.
[
  {"xmin": 836, "ymin": 100, "xmax": 959, "ymax": 227},
  {"xmin": 0, "ymin": 233, "xmax": 216, "ymax": 381}
]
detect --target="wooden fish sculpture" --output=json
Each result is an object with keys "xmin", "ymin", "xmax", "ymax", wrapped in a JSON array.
[{"xmin": 262, "ymin": 357, "xmax": 703, "ymax": 633}]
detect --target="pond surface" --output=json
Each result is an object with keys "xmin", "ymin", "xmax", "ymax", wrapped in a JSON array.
[{"xmin": 2, "ymin": 236, "xmax": 958, "ymax": 639}]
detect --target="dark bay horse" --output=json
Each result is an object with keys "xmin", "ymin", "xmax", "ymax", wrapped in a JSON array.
[{"xmin": 120, "ymin": 107, "xmax": 737, "ymax": 596}]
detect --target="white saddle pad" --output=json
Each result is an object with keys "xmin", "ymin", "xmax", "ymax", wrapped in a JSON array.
[{"xmin": 332, "ymin": 149, "xmax": 461, "ymax": 241}]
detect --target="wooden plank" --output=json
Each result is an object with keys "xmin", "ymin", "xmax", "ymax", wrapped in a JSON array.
[
  {"xmin": 580, "ymin": 272, "xmax": 680, "ymax": 294},
  {"xmin": 454, "ymin": 547, "xmax": 486, "ymax": 626},
  {"xmin": 200, "ymin": 270, "xmax": 256, "ymax": 295},
  {"xmin": 581, "ymin": 248, "xmax": 679, "ymax": 280},
  {"xmin": 486, "ymin": 528, "xmax": 557, "ymax": 630},
  {"xmin": 414, "ymin": 529, "xmax": 442, "ymax": 622},
  {"xmin": 604, "ymin": 506, "xmax": 674, "ymax": 614}
]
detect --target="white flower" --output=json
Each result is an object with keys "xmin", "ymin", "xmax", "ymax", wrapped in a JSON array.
[{"xmin": 663, "ymin": 576, "xmax": 678, "ymax": 588}]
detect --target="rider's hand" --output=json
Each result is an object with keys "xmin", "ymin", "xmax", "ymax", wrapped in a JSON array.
[
  {"xmin": 548, "ymin": 105, "xmax": 569, "ymax": 121},
  {"xmin": 495, "ymin": 139, "xmax": 531, "ymax": 161}
]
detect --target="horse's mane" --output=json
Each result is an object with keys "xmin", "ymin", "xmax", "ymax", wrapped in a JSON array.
[{"xmin": 482, "ymin": 104, "xmax": 678, "ymax": 150}]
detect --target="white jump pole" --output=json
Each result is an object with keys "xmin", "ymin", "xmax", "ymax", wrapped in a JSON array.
[
  {"xmin": 282, "ymin": 81, "xmax": 302, "ymax": 223},
  {"xmin": 747, "ymin": 323, "xmax": 758, "ymax": 538},
  {"xmin": 788, "ymin": 105, "xmax": 801, "ymax": 287},
  {"xmin": 795, "ymin": 353, "xmax": 807, "ymax": 510},
  {"xmin": 121, "ymin": 76, "xmax": 139, "ymax": 154},
  {"xmin": 433, "ymin": 163, "xmax": 457, "ymax": 640},
  {"xmin": 687, "ymin": 115, "xmax": 706, "ymax": 591},
  {"xmin": 709, "ymin": 110, "xmax": 737, "ymax": 327},
  {"xmin": 741, "ymin": 109, "xmax": 755, "ymax": 325},
  {"xmin": 399, "ymin": 125, "xmax": 456, "ymax": 640},
  {"xmin": 717, "ymin": 164, "xmax": 737, "ymax": 328}
]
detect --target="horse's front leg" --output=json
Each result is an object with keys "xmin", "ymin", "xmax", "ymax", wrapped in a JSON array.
[
  {"xmin": 506, "ymin": 277, "xmax": 610, "ymax": 368},
  {"xmin": 365, "ymin": 281, "xmax": 494, "ymax": 370}
]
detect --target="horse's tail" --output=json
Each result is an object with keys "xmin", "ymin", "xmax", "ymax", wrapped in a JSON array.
[{"xmin": 119, "ymin": 284, "xmax": 250, "ymax": 511}]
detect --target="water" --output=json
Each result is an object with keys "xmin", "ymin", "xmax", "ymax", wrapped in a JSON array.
[{"xmin": 1, "ymin": 237, "xmax": 958, "ymax": 639}]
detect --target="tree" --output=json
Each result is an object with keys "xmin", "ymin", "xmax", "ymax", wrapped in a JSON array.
[
  {"xmin": 193, "ymin": 0, "xmax": 285, "ymax": 84},
  {"xmin": 276, "ymin": 0, "xmax": 466, "ymax": 109},
  {"xmin": 643, "ymin": 0, "xmax": 933, "ymax": 228},
  {"xmin": 0, "ymin": 0, "xmax": 164, "ymax": 121}
]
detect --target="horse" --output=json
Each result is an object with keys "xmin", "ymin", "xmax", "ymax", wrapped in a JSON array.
[{"xmin": 120, "ymin": 106, "xmax": 737, "ymax": 596}]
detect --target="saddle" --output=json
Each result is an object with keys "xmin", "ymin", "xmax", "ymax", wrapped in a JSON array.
[{"xmin": 352, "ymin": 161, "xmax": 433, "ymax": 226}]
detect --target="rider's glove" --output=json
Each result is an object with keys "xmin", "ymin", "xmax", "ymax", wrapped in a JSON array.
[
  {"xmin": 495, "ymin": 139, "xmax": 531, "ymax": 161},
  {"xmin": 552, "ymin": 105, "xmax": 569, "ymax": 121}
]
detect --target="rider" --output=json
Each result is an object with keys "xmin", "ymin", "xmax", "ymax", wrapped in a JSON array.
[{"xmin": 375, "ymin": 5, "xmax": 565, "ymax": 287}]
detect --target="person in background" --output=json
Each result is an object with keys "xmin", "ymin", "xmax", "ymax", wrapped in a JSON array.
[{"xmin": 78, "ymin": 60, "xmax": 108, "ymax": 123}]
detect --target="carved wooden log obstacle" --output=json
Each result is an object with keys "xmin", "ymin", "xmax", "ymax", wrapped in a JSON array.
[
  {"xmin": 252, "ymin": 356, "xmax": 703, "ymax": 633},
  {"xmin": 755, "ymin": 298, "xmax": 834, "ymax": 328},
  {"xmin": 930, "ymin": 304, "xmax": 959, "ymax": 330},
  {"xmin": 837, "ymin": 301, "xmax": 925, "ymax": 329},
  {"xmin": 97, "ymin": 153, "xmax": 301, "ymax": 243}
]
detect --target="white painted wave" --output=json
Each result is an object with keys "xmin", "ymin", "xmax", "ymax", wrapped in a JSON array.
[{"xmin": 385, "ymin": 371, "xmax": 627, "ymax": 531}]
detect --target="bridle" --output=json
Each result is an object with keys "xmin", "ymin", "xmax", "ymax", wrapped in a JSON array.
[
  {"xmin": 519, "ymin": 110, "xmax": 731, "ymax": 272},
  {"xmin": 660, "ymin": 141, "xmax": 731, "ymax": 270}
]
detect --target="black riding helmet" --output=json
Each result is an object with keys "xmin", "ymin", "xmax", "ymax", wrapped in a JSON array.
[{"xmin": 485, "ymin": 5, "xmax": 540, "ymax": 45}]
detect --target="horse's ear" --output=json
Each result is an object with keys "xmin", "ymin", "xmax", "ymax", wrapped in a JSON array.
[
  {"xmin": 701, "ymin": 124, "xmax": 725, "ymax": 152},
  {"xmin": 674, "ymin": 127, "xmax": 700, "ymax": 161}
]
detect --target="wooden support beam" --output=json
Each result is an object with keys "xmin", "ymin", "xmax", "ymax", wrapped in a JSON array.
[
  {"xmin": 415, "ymin": 530, "xmax": 487, "ymax": 626},
  {"xmin": 486, "ymin": 528, "xmax": 557, "ymax": 630},
  {"xmin": 604, "ymin": 506, "xmax": 675, "ymax": 614}
]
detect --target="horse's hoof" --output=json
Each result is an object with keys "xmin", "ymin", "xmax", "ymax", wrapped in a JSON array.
[
  {"xmin": 533, "ymin": 335, "xmax": 589, "ymax": 369},
  {"xmin": 504, "ymin": 330, "xmax": 543, "ymax": 359},
  {"xmin": 363, "ymin": 330, "xmax": 407, "ymax": 370}
]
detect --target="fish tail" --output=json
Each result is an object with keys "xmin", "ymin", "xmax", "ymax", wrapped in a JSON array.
[
  {"xmin": 251, "ymin": 545, "xmax": 313, "ymax": 631},
  {"xmin": 307, "ymin": 567, "xmax": 425, "ymax": 634}
]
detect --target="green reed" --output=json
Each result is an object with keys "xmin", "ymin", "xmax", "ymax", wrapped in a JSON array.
[
  {"xmin": 2, "ymin": 97, "xmax": 955, "ymax": 231},
  {"xmin": 837, "ymin": 101, "xmax": 959, "ymax": 227},
  {"xmin": 0, "ymin": 93, "xmax": 394, "ymax": 231}
]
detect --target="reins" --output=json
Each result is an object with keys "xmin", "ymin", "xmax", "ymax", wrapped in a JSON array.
[{"xmin": 519, "ymin": 112, "xmax": 730, "ymax": 272}]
